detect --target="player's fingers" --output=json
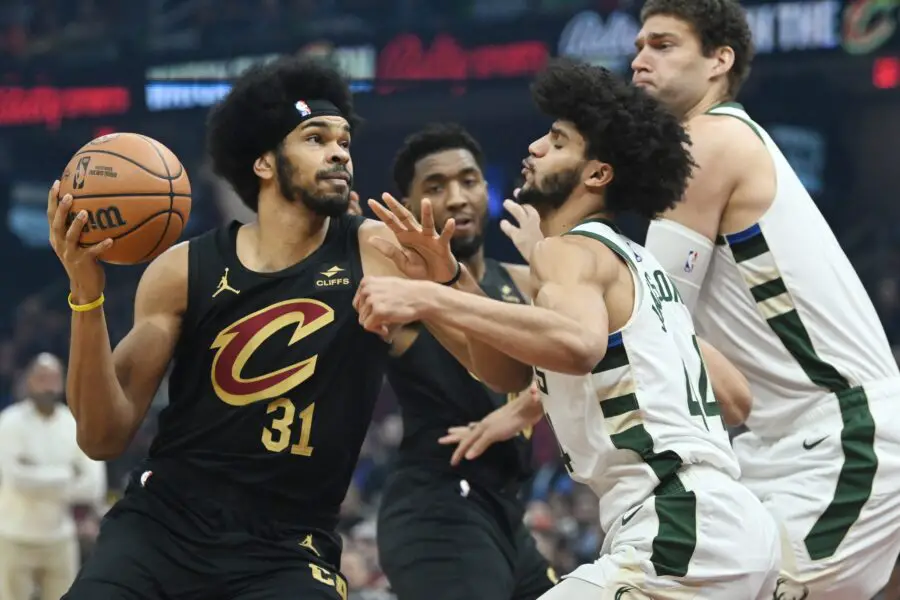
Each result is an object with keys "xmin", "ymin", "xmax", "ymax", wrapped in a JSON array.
[
  {"xmin": 451, "ymin": 431, "xmax": 481, "ymax": 466},
  {"xmin": 420, "ymin": 198, "xmax": 436, "ymax": 235},
  {"xmin": 64, "ymin": 210, "xmax": 88, "ymax": 254},
  {"xmin": 499, "ymin": 219, "xmax": 518, "ymax": 239},
  {"xmin": 359, "ymin": 308, "xmax": 383, "ymax": 333},
  {"xmin": 51, "ymin": 195, "xmax": 74, "ymax": 248},
  {"xmin": 513, "ymin": 187, "xmax": 521, "ymax": 199},
  {"xmin": 383, "ymin": 193, "xmax": 421, "ymax": 233},
  {"xmin": 85, "ymin": 238, "xmax": 113, "ymax": 258},
  {"xmin": 357, "ymin": 296, "xmax": 375, "ymax": 326},
  {"xmin": 439, "ymin": 426, "xmax": 471, "ymax": 445},
  {"xmin": 368, "ymin": 198, "xmax": 407, "ymax": 233},
  {"xmin": 464, "ymin": 431, "xmax": 495, "ymax": 461},
  {"xmin": 46, "ymin": 180, "xmax": 60, "ymax": 221},
  {"xmin": 522, "ymin": 203, "xmax": 540, "ymax": 221},
  {"xmin": 437, "ymin": 218, "xmax": 456, "ymax": 246},
  {"xmin": 503, "ymin": 199, "xmax": 526, "ymax": 223},
  {"xmin": 451, "ymin": 422, "xmax": 487, "ymax": 465},
  {"xmin": 369, "ymin": 236, "xmax": 410, "ymax": 270}
]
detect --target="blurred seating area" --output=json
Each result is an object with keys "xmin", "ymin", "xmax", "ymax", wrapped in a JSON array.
[{"xmin": 0, "ymin": 0, "xmax": 608, "ymax": 62}]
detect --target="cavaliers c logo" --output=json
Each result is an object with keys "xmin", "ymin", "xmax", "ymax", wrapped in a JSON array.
[{"xmin": 210, "ymin": 299, "xmax": 335, "ymax": 406}]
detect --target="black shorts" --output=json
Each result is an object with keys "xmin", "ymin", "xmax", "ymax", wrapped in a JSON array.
[
  {"xmin": 63, "ymin": 469, "xmax": 347, "ymax": 600},
  {"xmin": 377, "ymin": 466, "xmax": 557, "ymax": 600}
]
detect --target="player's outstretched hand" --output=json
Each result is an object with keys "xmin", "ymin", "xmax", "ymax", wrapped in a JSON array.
[
  {"xmin": 439, "ymin": 383, "xmax": 540, "ymax": 466},
  {"xmin": 353, "ymin": 275, "xmax": 434, "ymax": 338},
  {"xmin": 500, "ymin": 197, "xmax": 543, "ymax": 264},
  {"xmin": 367, "ymin": 193, "xmax": 459, "ymax": 283},
  {"xmin": 46, "ymin": 180, "xmax": 111, "ymax": 304}
]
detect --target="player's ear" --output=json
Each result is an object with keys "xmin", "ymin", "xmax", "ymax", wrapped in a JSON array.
[
  {"xmin": 253, "ymin": 152, "xmax": 276, "ymax": 180},
  {"xmin": 710, "ymin": 45, "xmax": 735, "ymax": 79},
  {"xmin": 583, "ymin": 161, "xmax": 613, "ymax": 194}
]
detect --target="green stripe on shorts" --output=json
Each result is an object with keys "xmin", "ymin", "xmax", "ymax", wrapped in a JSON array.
[
  {"xmin": 651, "ymin": 490, "xmax": 698, "ymax": 578},
  {"xmin": 804, "ymin": 387, "xmax": 878, "ymax": 560},
  {"xmin": 723, "ymin": 226, "xmax": 879, "ymax": 561}
]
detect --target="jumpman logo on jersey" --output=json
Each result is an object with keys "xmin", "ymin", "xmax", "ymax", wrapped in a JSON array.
[
  {"xmin": 213, "ymin": 267, "xmax": 240, "ymax": 298},
  {"xmin": 298, "ymin": 533, "xmax": 320, "ymax": 557}
]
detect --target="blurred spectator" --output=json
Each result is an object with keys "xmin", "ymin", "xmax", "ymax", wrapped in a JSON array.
[{"xmin": 0, "ymin": 353, "xmax": 106, "ymax": 600}]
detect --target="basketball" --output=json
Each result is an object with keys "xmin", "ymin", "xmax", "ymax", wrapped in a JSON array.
[{"xmin": 58, "ymin": 132, "xmax": 192, "ymax": 265}]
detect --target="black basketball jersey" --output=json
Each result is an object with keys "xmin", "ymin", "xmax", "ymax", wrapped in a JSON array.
[
  {"xmin": 387, "ymin": 258, "xmax": 533, "ymax": 488},
  {"xmin": 150, "ymin": 215, "xmax": 388, "ymax": 528}
]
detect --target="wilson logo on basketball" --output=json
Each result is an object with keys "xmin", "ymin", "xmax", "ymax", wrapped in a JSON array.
[{"xmin": 66, "ymin": 206, "xmax": 128, "ymax": 232}]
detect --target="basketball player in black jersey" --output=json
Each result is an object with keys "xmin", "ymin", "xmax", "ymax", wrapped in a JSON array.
[
  {"xmin": 376, "ymin": 124, "xmax": 557, "ymax": 600},
  {"xmin": 45, "ymin": 58, "xmax": 461, "ymax": 600}
]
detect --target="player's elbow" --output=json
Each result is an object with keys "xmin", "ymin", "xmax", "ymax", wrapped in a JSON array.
[
  {"xmin": 557, "ymin": 333, "xmax": 606, "ymax": 376},
  {"xmin": 76, "ymin": 427, "xmax": 128, "ymax": 461},
  {"xmin": 718, "ymin": 386, "xmax": 752, "ymax": 428},
  {"xmin": 711, "ymin": 371, "xmax": 753, "ymax": 427},
  {"xmin": 482, "ymin": 368, "xmax": 533, "ymax": 395}
]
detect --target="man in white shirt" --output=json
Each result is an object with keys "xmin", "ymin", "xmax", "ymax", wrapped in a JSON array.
[{"xmin": 0, "ymin": 353, "xmax": 107, "ymax": 600}]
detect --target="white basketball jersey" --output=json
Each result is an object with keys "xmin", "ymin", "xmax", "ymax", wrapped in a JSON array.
[
  {"xmin": 696, "ymin": 104, "xmax": 898, "ymax": 436},
  {"xmin": 539, "ymin": 220, "xmax": 740, "ymax": 532}
]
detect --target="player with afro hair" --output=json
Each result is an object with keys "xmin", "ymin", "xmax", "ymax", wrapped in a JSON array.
[
  {"xmin": 517, "ymin": 58, "xmax": 694, "ymax": 221},
  {"xmin": 207, "ymin": 56, "xmax": 358, "ymax": 214}
]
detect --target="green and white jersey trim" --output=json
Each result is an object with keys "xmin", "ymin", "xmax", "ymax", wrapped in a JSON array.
[{"xmin": 536, "ymin": 220, "xmax": 739, "ymax": 542}]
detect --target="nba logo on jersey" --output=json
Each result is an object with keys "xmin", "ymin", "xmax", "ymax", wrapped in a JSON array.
[
  {"xmin": 684, "ymin": 250, "xmax": 699, "ymax": 273},
  {"xmin": 626, "ymin": 242, "xmax": 642, "ymax": 262},
  {"xmin": 295, "ymin": 100, "xmax": 311, "ymax": 117}
]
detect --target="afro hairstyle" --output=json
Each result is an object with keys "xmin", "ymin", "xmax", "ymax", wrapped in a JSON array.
[
  {"xmin": 392, "ymin": 123, "xmax": 486, "ymax": 197},
  {"xmin": 531, "ymin": 59, "xmax": 695, "ymax": 220},
  {"xmin": 641, "ymin": 0, "xmax": 754, "ymax": 98},
  {"xmin": 206, "ymin": 56, "xmax": 358, "ymax": 211}
]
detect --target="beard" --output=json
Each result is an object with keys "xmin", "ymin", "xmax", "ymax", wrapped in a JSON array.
[
  {"xmin": 275, "ymin": 148, "xmax": 352, "ymax": 218},
  {"xmin": 517, "ymin": 163, "xmax": 583, "ymax": 211},
  {"xmin": 450, "ymin": 232, "xmax": 484, "ymax": 261},
  {"xmin": 437, "ymin": 204, "xmax": 488, "ymax": 261}
]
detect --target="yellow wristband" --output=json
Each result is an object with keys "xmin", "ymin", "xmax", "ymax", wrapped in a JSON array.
[{"xmin": 68, "ymin": 292, "xmax": 105, "ymax": 313}]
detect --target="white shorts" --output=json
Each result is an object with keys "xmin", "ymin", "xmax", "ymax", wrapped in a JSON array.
[
  {"xmin": 734, "ymin": 378, "xmax": 900, "ymax": 600},
  {"xmin": 538, "ymin": 465, "xmax": 780, "ymax": 600}
]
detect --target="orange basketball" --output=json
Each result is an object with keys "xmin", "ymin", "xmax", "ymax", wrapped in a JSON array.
[{"xmin": 58, "ymin": 132, "xmax": 191, "ymax": 265}]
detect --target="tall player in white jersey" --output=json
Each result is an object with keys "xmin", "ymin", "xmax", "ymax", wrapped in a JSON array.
[
  {"xmin": 354, "ymin": 59, "xmax": 780, "ymax": 599},
  {"xmin": 634, "ymin": 1, "xmax": 900, "ymax": 598}
]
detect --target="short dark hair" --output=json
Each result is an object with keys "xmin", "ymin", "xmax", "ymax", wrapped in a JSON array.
[
  {"xmin": 206, "ymin": 57, "xmax": 358, "ymax": 211},
  {"xmin": 531, "ymin": 59, "xmax": 695, "ymax": 220},
  {"xmin": 392, "ymin": 123, "xmax": 486, "ymax": 197},
  {"xmin": 641, "ymin": 0, "xmax": 754, "ymax": 98}
]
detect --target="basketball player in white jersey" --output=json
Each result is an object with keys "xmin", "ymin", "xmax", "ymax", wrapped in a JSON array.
[
  {"xmin": 633, "ymin": 1, "xmax": 900, "ymax": 598},
  {"xmin": 354, "ymin": 59, "xmax": 780, "ymax": 599}
]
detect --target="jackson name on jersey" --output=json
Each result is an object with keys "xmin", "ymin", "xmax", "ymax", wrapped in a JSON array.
[{"xmin": 536, "ymin": 220, "xmax": 740, "ymax": 532}]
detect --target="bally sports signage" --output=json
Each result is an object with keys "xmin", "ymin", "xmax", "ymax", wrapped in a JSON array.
[
  {"xmin": 0, "ymin": 85, "xmax": 131, "ymax": 129},
  {"xmin": 376, "ymin": 33, "xmax": 549, "ymax": 93}
]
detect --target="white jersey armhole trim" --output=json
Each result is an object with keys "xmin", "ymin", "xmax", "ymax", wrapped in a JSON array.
[{"xmin": 566, "ymin": 222, "xmax": 643, "ymax": 336}]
